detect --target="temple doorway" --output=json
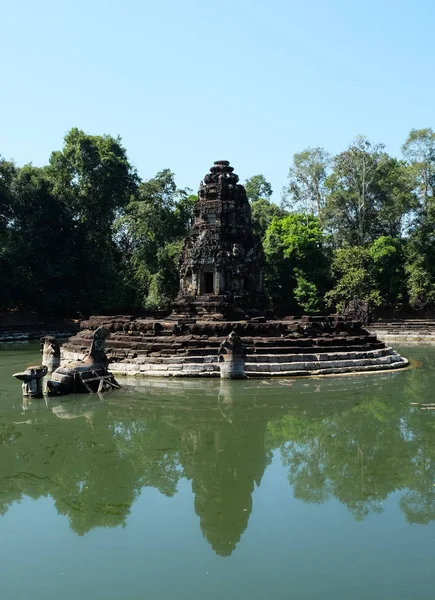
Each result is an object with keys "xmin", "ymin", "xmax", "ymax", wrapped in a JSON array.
[{"xmin": 204, "ymin": 272, "xmax": 214, "ymax": 294}]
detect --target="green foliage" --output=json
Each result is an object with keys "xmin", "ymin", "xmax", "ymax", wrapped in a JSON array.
[
  {"xmin": 117, "ymin": 170, "xmax": 193, "ymax": 309},
  {"xmin": 2, "ymin": 125, "xmax": 435, "ymax": 318},
  {"xmin": 402, "ymin": 128, "xmax": 435, "ymax": 216},
  {"xmin": 403, "ymin": 219, "xmax": 435, "ymax": 310},
  {"xmin": 250, "ymin": 198, "xmax": 287, "ymax": 238},
  {"xmin": 405, "ymin": 257, "xmax": 435, "ymax": 310},
  {"xmin": 48, "ymin": 128, "xmax": 138, "ymax": 313},
  {"xmin": 325, "ymin": 246, "xmax": 382, "ymax": 313},
  {"xmin": 293, "ymin": 269, "xmax": 323, "ymax": 314},
  {"xmin": 283, "ymin": 147, "xmax": 330, "ymax": 219},
  {"xmin": 0, "ymin": 156, "xmax": 16, "ymax": 233},
  {"xmin": 325, "ymin": 137, "xmax": 415, "ymax": 246},
  {"xmin": 263, "ymin": 214, "xmax": 328, "ymax": 314},
  {"xmin": 144, "ymin": 241, "xmax": 183, "ymax": 310},
  {"xmin": 0, "ymin": 163, "xmax": 80, "ymax": 314},
  {"xmin": 0, "ymin": 157, "xmax": 18, "ymax": 309},
  {"xmin": 369, "ymin": 236, "xmax": 406, "ymax": 305},
  {"xmin": 245, "ymin": 174, "xmax": 273, "ymax": 202}
]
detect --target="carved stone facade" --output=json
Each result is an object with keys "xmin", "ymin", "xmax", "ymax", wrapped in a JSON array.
[{"xmin": 174, "ymin": 160, "xmax": 268, "ymax": 320}]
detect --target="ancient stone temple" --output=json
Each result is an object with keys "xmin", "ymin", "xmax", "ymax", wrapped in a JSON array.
[
  {"xmin": 62, "ymin": 160, "xmax": 409, "ymax": 378},
  {"xmin": 173, "ymin": 160, "xmax": 268, "ymax": 320}
]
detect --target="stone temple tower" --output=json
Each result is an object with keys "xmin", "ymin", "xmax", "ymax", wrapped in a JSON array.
[{"xmin": 174, "ymin": 160, "xmax": 268, "ymax": 320}]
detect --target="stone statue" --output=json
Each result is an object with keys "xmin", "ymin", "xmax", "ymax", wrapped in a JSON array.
[
  {"xmin": 40, "ymin": 336, "xmax": 61, "ymax": 373},
  {"xmin": 218, "ymin": 331, "xmax": 246, "ymax": 379},
  {"xmin": 86, "ymin": 326, "xmax": 110, "ymax": 367},
  {"xmin": 12, "ymin": 365, "xmax": 48, "ymax": 398},
  {"xmin": 46, "ymin": 327, "xmax": 119, "ymax": 395}
]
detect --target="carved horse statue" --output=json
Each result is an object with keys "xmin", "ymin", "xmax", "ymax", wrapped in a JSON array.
[{"xmin": 46, "ymin": 327, "xmax": 120, "ymax": 395}]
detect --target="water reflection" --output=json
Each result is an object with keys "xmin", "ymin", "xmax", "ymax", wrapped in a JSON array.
[{"xmin": 1, "ymin": 361, "xmax": 435, "ymax": 555}]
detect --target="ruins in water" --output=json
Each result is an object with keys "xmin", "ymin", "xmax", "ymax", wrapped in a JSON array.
[{"xmin": 62, "ymin": 160, "xmax": 408, "ymax": 378}]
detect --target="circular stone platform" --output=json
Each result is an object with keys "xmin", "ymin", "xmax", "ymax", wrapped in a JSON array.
[{"xmin": 61, "ymin": 315, "xmax": 408, "ymax": 378}]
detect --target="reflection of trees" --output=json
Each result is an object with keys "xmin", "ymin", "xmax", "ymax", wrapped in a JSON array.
[
  {"xmin": 268, "ymin": 364, "xmax": 435, "ymax": 524},
  {"xmin": 0, "ymin": 396, "xmax": 184, "ymax": 535},
  {"xmin": 0, "ymin": 380, "xmax": 276, "ymax": 555},
  {"xmin": 399, "ymin": 359, "xmax": 435, "ymax": 524},
  {"xmin": 3, "ymin": 363, "xmax": 435, "ymax": 553}
]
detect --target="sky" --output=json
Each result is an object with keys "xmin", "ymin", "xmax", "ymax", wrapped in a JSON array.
[{"xmin": 1, "ymin": 0, "xmax": 434, "ymax": 201}]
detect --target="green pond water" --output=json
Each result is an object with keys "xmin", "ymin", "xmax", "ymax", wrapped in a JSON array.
[{"xmin": 0, "ymin": 343, "xmax": 435, "ymax": 599}]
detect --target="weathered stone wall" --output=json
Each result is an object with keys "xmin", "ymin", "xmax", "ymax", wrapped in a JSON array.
[{"xmin": 62, "ymin": 315, "xmax": 408, "ymax": 378}]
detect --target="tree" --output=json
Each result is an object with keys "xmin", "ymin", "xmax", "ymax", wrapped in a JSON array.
[
  {"xmin": 325, "ymin": 137, "xmax": 414, "ymax": 245},
  {"xmin": 293, "ymin": 269, "xmax": 323, "ymax": 314},
  {"xmin": 250, "ymin": 198, "xmax": 287, "ymax": 238},
  {"xmin": 263, "ymin": 214, "xmax": 329, "ymax": 315},
  {"xmin": 325, "ymin": 246, "xmax": 382, "ymax": 313},
  {"xmin": 48, "ymin": 128, "xmax": 138, "ymax": 313},
  {"xmin": 402, "ymin": 128, "xmax": 435, "ymax": 216},
  {"xmin": 117, "ymin": 170, "xmax": 192, "ymax": 309},
  {"xmin": 0, "ymin": 157, "xmax": 17, "ymax": 309},
  {"xmin": 369, "ymin": 236, "xmax": 406, "ymax": 306},
  {"xmin": 405, "ymin": 257, "xmax": 435, "ymax": 310},
  {"xmin": 0, "ymin": 163, "xmax": 81, "ymax": 315},
  {"xmin": 403, "ymin": 218, "xmax": 435, "ymax": 311},
  {"xmin": 244, "ymin": 174, "xmax": 273, "ymax": 203},
  {"xmin": 401, "ymin": 129, "xmax": 435, "ymax": 311},
  {"xmin": 283, "ymin": 147, "xmax": 331, "ymax": 219},
  {"xmin": 0, "ymin": 156, "xmax": 16, "ymax": 233}
]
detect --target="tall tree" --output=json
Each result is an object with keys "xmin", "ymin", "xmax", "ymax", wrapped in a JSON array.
[
  {"xmin": 263, "ymin": 214, "xmax": 329, "ymax": 315},
  {"xmin": 244, "ymin": 174, "xmax": 273, "ymax": 203},
  {"xmin": 48, "ymin": 128, "xmax": 138, "ymax": 313},
  {"xmin": 0, "ymin": 156, "xmax": 16, "ymax": 233},
  {"xmin": 283, "ymin": 147, "xmax": 331, "ymax": 219},
  {"xmin": 369, "ymin": 236, "xmax": 406, "ymax": 306},
  {"xmin": 325, "ymin": 246, "xmax": 382, "ymax": 313},
  {"xmin": 325, "ymin": 137, "xmax": 414, "ymax": 245},
  {"xmin": 250, "ymin": 198, "xmax": 287, "ymax": 238},
  {"xmin": 402, "ymin": 128, "xmax": 435, "ymax": 216},
  {"xmin": 5, "ymin": 164, "xmax": 78, "ymax": 314},
  {"xmin": 0, "ymin": 157, "xmax": 17, "ymax": 309},
  {"xmin": 117, "ymin": 170, "xmax": 193, "ymax": 309},
  {"xmin": 244, "ymin": 175, "xmax": 284, "ymax": 237}
]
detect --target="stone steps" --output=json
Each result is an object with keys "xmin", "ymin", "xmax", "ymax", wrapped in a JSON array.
[
  {"xmin": 104, "ymin": 346, "xmax": 392, "ymax": 365},
  {"xmin": 184, "ymin": 343, "xmax": 383, "ymax": 357},
  {"xmin": 62, "ymin": 316, "xmax": 408, "ymax": 378},
  {"xmin": 99, "ymin": 346, "xmax": 407, "ymax": 377},
  {"xmin": 68, "ymin": 333, "xmax": 379, "ymax": 348}
]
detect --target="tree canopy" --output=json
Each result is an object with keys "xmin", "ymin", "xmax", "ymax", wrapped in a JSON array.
[{"xmin": 2, "ymin": 126, "xmax": 435, "ymax": 318}]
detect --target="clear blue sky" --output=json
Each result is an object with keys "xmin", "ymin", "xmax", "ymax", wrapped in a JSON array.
[{"xmin": 1, "ymin": 0, "xmax": 433, "ymax": 201}]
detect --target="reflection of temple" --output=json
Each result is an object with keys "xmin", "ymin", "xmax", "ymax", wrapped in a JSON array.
[
  {"xmin": 122, "ymin": 379, "xmax": 276, "ymax": 555},
  {"xmin": 179, "ymin": 385, "xmax": 272, "ymax": 555}
]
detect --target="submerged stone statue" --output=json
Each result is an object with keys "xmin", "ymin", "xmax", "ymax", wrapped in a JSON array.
[
  {"xmin": 218, "ymin": 332, "xmax": 246, "ymax": 379},
  {"xmin": 13, "ymin": 328, "xmax": 120, "ymax": 397},
  {"xmin": 13, "ymin": 365, "xmax": 48, "ymax": 398},
  {"xmin": 173, "ymin": 160, "xmax": 268, "ymax": 320},
  {"xmin": 46, "ymin": 327, "xmax": 120, "ymax": 395}
]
